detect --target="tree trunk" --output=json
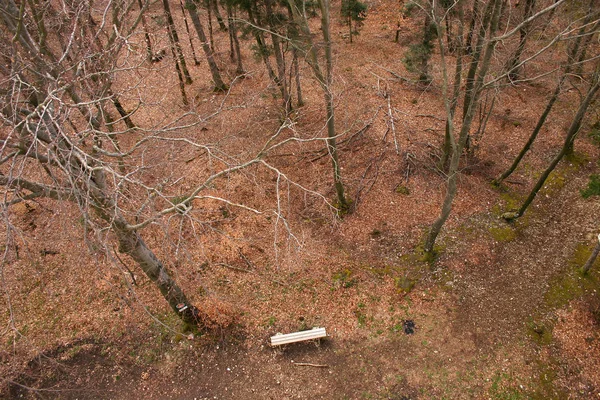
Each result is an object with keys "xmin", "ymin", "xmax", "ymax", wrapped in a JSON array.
[
  {"xmin": 494, "ymin": 17, "xmax": 596, "ymax": 184},
  {"xmin": 582, "ymin": 240, "xmax": 600, "ymax": 274},
  {"xmin": 112, "ymin": 94, "xmax": 136, "ymax": 130},
  {"xmin": 227, "ymin": 5, "xmax": 244, "ymax": 75},
  {"xmin": 248, "ymin": 8, "xmax": 277, "ymax": 83},
  {"xmin": 210, "ymin": 0, "xmax": 227, "ymax": 31},
  {"xmin": 439, "ymin": 4, "xmax": 465, "ymax": 171},
  {"xmin": 186, "ymin": 0, "xmax": 228, "ymax": 91},
  {"xmin": 462, "ymin": 0, "xmax": 495, "ymax": 114},
  {"xmin": 207, "ymin": 0, "xmax": 215, "ymax": 51},
  {"xmin": 287, "ymin": 0, "xmax": 348, "ymax": 210},
  {"xmin": 227, "ymin": 4, "xmax": 235, "ymax": 61},
  {"xmin": 165, "ymin": 16, "xmax": 189, "ymax": 104},
  {"xmin": 320, "ymin": 0, "xmax": 348, "ymax": 210},
  {"xmin": 180, "ymin": 0, "xmax": 201, "ymax": 65},
  {"xmin": 113, "ymin": 220, "xmax": 199, "ymax": 324},
  {"xmin": 507, "ymin": 69, "xmax": 600, "ymax": 220},
  {"xmin": 507, "ymin": 0, "xmax": 537, "ymax": 82},
  {"xmin": 137, "ymin": 0, "xmax": 153, "ymax": 61},
  {"xmin": 494, "ymin": 77, "xmax": 563, "ymax": 184},
  {"xmin": 426, "ymin": 0, "xmax": 502, "ymax": 254},
  {"xmin": 465, "ymin": 0, "xmax": 480, "ymax": 55},
  {"xmin": 264, "ymin": 0, "xmax": 291, "ymax": 113},
  {"xmin": 292, "ymin": 48, "xmax": 304, "ymax": 107},
  {"xmin": 162, "ymin": 0, "xmax": 193, "ymax": 84}
]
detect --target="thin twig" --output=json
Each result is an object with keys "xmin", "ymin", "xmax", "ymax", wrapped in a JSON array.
[
  {"xmin": 215, "ymin": 262, "xmax": 251, "ymax": 273},
  {"xmin": 238, "ymin": 248, "xmax": 254, "ymax": 269},
  {"xmin": 386, "ymin": 94, "xmax": 399, "ymax": 154},
  {"xmin": 294, "ymin": 362, "xmax": 329, "ymax": 368}
]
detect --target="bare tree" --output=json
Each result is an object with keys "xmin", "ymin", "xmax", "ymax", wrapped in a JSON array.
[
  {"xmin": 287, "ymin": 0, "xmax": 349, "ymax": 211},
  {"xmin": 0, "ymin": 0, "xmax": 322, "ymax": 328},
  {"xmin": 424, "ymin": 0, "xmax": 568, "ymax": 254},
  {"xmin": 503, "ymin": 64, "xmax": 600, "ymax": 220},
  {"xmin": 494, "ymin": 14, "xmax": 600, "ymax": 186}
]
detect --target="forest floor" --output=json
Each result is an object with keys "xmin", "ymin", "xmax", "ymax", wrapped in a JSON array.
[{"xmin": 2, "ymin": 0, "xmax": 600, "ymax": 399}]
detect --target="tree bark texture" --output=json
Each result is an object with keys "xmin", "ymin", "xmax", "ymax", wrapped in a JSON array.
[
  {"xmin": 186, "ymin": 0, "xmax": 228, "ymax": 91},
  {"xmin": 426, "ymin": 0, "xmax": 503, "ymax": 254},
  {"xmin": 162, "ymin": 0, "xmax": 193, "ymax": 84},
  {"xmin": 582, "ymin": 241, "xmax": 600, "ymax": 274}
]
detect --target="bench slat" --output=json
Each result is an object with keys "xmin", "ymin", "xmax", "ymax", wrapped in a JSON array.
[{"xmin": 270, "ymin": 327, "xmax": 327, "ymax": 346}]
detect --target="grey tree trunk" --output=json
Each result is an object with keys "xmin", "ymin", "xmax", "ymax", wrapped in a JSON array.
[
  {"xmin": 507, "ymin": 0, "xmax": 536, "ymax": 82},
  {"xmin": 320, "ymin": 0, "xmax": 348, "ymax": 210},
  {"xmin": 465, "ymin": 0, "xmax": 481, "ymax": 54},
  {"xmin": 287, "ymin": 0, "xmax": 348, "ymax": 211},
  {"xmin": 494, "ymin": 17, "xmax": 598, "ymax": 184},
  {"xmin": 180, "ymin": 0, "xmax": 201, "ymax": 65},
  {"xmin": 426, "ymin": 0, "xmax": 502, "ymax": 254},
  {"xmin": 264, "ymin": 0, "xmax": 291, "ymax": 113},
  {"xmin": 439, "ymin": 4, "xmax": 465, "ymax": 171},
  {"xmin": 292, "ymin": 48, "xmax": 304, "ymax": 107},
  {"xmin": 582, "ymin": 241, "xmax": 600, "ymax": 274},
  {"xmin": 210, "ymin": 0, "xmax": 227, "ymax": 31},
  {"xmin": 248, "ymin": 8, "xmax": 277, "ymax": 83},
  {"xmin": 186, "ymin": 0, "xmax": 228, "ymax": 91},
  {"xmin": 506, "ymin": 68, "xmax": 600, "ymax": 220},
  {"xmin": 494, "ymin": 76, "xmax": 563, "ymax": 185},
  {"xmin": 137, "ymin": 0, "xmax": 153, "ymax": 61},
  {"xmin": 227, "ymin": 5, "xmax": 244, "ymax": 75},
  {"xmin": 113, "ymin": 219, "xmax": 199, "ymax": 324},
  {"xmin": 0, "ymin": 0, "xmax": 201, "ymax": 327},
  {"xmin": 162, "ymin": 0, "xmax": 193, "ymax": 84}
]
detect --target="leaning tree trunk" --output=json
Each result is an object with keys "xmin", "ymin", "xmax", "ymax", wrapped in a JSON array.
[
  {"xmin": 162, "ymin": 0, "xmax": 193, "ymax": 84},
  {"xmin": 494, "ymin": 76, "xmax": 564, "ymax": 185},
  {"xmin": 582, "ymin": 240, "xmax": 600, "ymax": 274},
  {"xmin": 186, "ymin": 0, "xmax": 228, "ymax": 91},
  {"xmin": 113, "ymin": 220, "xmax": 199, "ymax": 324},
  {"xmin": 494, "ymin": 17, "xmax": 596, "ymax": 184},
  {"xmin": 210, "ymin": 0, "xmax": 227, "ymax": 31},
  {"xmin": 180, "ymin": 0, "xmax": 201, "ymax": 65},
  {"xmin": 505, "ymin": 68, "xmax": 600, "ymax": 220}
]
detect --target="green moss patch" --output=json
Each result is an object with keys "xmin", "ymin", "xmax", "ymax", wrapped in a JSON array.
[
  {"xmin": 542, "ymin": 244, "xmax": 600, "ymax": 309},
  {"xmin": 581, "ymin": 174, "xmax": 600, "ymax": 198},
  {"xmin": 488, "ymin": 225, "xmax": 517, "ymax": 243},
  {"xmin": 332, "ymin": 268, "xmax": 357, "ymax": 289},
  {"xmin": 525, "ymin": 317, "xmax": 553, "ymax": 346}
]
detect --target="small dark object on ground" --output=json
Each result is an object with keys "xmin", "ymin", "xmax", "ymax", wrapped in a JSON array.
[{"xmin": 403, "ymin": 320, "xmax": 415, "ymax": 334}]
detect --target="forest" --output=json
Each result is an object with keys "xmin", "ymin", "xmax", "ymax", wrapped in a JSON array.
[{"xmin": 1, "ymin": 0, "xmax": 600, "ymax": 398}]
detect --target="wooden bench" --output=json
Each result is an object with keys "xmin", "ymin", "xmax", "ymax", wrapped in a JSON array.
[{"xmin": 270, "ymin": 327, "xmax": 327, "ymax": 346}]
